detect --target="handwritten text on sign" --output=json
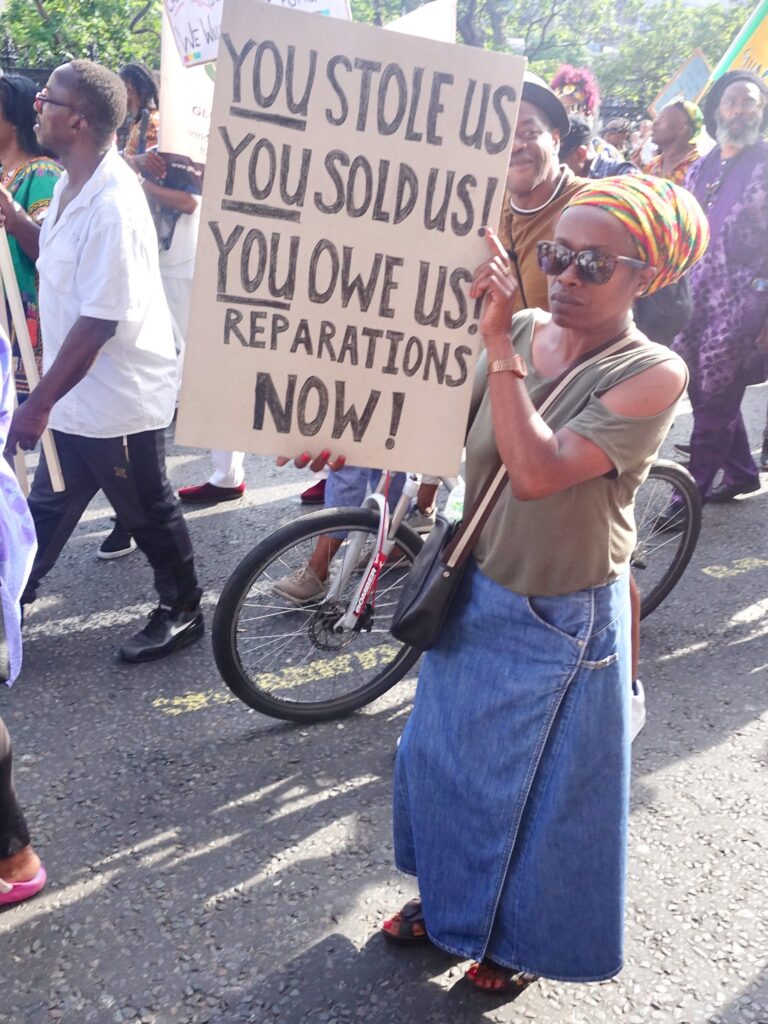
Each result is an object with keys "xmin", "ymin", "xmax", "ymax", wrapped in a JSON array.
[{"xmin": 176, "ymin": 2, "xmax": 525, "ymax": 475}]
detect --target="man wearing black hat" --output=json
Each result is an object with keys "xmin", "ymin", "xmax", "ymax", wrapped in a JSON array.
[
  {"xmin": 560, "ymin": 114, "xmax": 638, "ymax": 178},
  {"xmin": 497, "ymin": 73, "xmax": 587, "ymax": 314},
  {"xmin": 672, "ymin": 69, "xmax": 768, "ymax": 502},
  {"xmin": 601, "ymin": 117, "xmax": 631, "ymax": 153}
]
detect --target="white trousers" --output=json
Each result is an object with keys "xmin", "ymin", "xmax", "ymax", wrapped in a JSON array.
[
  {"xmin": 162, "ymin": 274, "xmax": 193, "ymax": 369},
  {"xmin": 209, "ymin": 450, "xmax": 245, "ymax": 488}
]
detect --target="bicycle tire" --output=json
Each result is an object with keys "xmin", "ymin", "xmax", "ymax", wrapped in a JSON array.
[
  {"xmin": 212, "ymin": 507, "xmax": 423, "ymax": 723},
  {"xmin": 633, "ymin": 459, "xmax": 701, "ymax": 619}
]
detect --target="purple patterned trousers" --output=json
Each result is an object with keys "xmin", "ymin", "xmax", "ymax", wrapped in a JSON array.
[{"xmin": 687, "ymin": 372, "xmax": 760, "ymax": 498}]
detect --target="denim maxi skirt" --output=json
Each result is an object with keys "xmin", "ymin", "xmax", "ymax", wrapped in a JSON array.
[{"xmin": 393, "ymin": 561, "xmax": 632, "ymax": 982}]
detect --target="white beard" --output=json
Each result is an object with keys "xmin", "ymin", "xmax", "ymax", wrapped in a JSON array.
[{"xmin": 715, "ymin": 114, "xmax": 762, "ymax": 150}]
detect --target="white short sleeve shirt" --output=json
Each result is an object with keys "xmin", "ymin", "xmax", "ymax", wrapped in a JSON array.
[{"xmin": 37, "ymin": 147, "xmax": 178, "ymax": 437}]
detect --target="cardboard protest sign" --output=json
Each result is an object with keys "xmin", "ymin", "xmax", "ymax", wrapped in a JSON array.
[
  {"xmin": 159, "ymin": 9, "xmax": 216, "ymax": 173},
  {"xmin": 176, "ymin": 1, "xmax": 525, "ymax": 475},
  {"xmin": 649, "ymin": 49, "xmax": 711, "ymax": 117},
  {"xmin": 164, "ymin": 0, "xmax": 351, "ymax": 68},
  {"xmin": 711, "ymin": 0, "xmax": 768, "ymax": 82}
]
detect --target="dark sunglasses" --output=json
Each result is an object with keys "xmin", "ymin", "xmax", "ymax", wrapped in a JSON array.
[
  {"xmin": 34, "ymin": 89, "xmax": 80, "ymax": 115},
  {"xmin": 536, "ymin": 241, "xmax": 647, "ymax": 285}
]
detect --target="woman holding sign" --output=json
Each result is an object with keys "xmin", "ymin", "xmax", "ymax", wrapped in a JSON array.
[{"xmin": 377, "ymin": 176, "xmax": 709, "ymax": 995}]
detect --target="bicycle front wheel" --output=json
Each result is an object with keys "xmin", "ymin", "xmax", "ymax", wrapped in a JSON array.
[
  {"xmin": 212, "ymin": 508, "xmax": 423, "ymax": 722},
  {"xmin": 632, "ymin": 459, "xmax": 702, "ymax": 619}
]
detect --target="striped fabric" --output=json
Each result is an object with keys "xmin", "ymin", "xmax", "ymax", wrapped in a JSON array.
[{"xmin": 568, "ymin": 173, "xmax": 710, "ymax": 294}]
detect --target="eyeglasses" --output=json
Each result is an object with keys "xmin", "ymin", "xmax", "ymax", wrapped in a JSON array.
[
  {"xmin": 34, "ymin": 89, "xmax": 79, "ymax": 114},
  {"xmin": 536, "ymin": 241, "xmax": 647, "ymax": 285},
  {"xmin": 720, "ymin": 95, "xmax": 762, "ymax": 112}
]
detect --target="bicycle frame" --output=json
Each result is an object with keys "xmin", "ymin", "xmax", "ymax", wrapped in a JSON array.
[
  {"xmin": 328, "ymin": 472, "xmax": 421, "ymax": 633},
  {"xmin": 326, "ymin": 470, "xmax": 460, "ymax": 634}
]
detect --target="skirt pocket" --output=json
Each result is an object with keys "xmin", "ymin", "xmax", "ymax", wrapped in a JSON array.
[{"xmin": 524, "ymin": 592, "xmax": 591, "ymax": 648}]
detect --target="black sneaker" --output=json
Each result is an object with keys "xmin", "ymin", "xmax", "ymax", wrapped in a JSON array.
[
  {"xmin": 98, "ymin": 521, "xmax": 136, "ymax": 560},
  {"xmin": 119, "ymin": 605, "xmax": 204, "ymax": 663}
]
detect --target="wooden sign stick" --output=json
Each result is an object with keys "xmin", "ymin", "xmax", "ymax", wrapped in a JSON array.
[
  {"xmin": 0, "ymin": 226, "xmax": 64, "ymax": 491},
  {"xmin": 0, "ymin": 266, "xmax": 28, "ymax": 494}
]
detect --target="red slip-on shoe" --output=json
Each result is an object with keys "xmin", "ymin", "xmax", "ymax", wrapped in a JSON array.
[
  {"xmin": 300, "ymin": 479, "xmax": 326, "ymax": 505},
  {"xmin": 0, "ymin": 865, "xmax": 47, "ymax": 907},
  {"xmin": 178, "ymin": 482, "xmax": 246, "ymax": 504}
]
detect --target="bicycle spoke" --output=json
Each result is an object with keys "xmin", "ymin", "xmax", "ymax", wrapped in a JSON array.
[
  {"xmin": 632, "ymin": 463, "xmax": 699, "ymax": 619},
  {"xmin": 214, "ymin": 511, "xmax": 421, "ymax": 719}
]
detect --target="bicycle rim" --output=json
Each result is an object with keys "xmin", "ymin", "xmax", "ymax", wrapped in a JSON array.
[
  {"xmin": 632, "ymin": 460, "xmax": 701, "ymax": 619},
  {"xmin": 212, "ymin": 508, "xmax": 423, "ymax": 722}
]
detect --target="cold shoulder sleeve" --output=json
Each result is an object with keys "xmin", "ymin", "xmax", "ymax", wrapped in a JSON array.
[{"xmin": 566, "ymin": 392, "xmax": 679, "ymax": 475}]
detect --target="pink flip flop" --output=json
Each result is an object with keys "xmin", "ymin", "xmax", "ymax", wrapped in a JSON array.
[{"xmin": 0, "ymin": 865, "xmax": 47, "ymax": 907}]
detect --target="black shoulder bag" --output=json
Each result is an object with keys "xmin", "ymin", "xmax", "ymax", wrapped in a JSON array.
[{"xmin": 390, "ymin": 332, "xmax": 638, "ymax": 651}]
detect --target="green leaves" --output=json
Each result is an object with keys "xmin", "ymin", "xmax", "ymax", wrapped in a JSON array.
[
  {"xmin": 593, "ymin": 0, "xmax": 755, "ymax": 109},
  {"xmin": 350, "ymin": 0, "xmax": 756, "ymax": 113},
  {"xmin": 0, "ymin": 0, "xmax": 160, "ymax": 68},
  {"xmin": 0, "ymin": 0, "xmax": 755, "ymax": 114}
]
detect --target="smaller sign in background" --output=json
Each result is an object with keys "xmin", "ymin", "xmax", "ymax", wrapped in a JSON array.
[
  {"xmin": 649, "ymin": 48, "xmax": 712, "ymax": 117},
  {"xmin": 164, "ymin": 0, "xmax": 352, "ymax": 68}
]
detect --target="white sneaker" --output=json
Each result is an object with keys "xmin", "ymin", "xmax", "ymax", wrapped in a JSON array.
[
  {"xmin": 272, "ymin": 565, "xmax": 327, "ymax": 606},
  {"xmin": 630, "ymin": 679, "xmax": 646, "ymax": 742}
]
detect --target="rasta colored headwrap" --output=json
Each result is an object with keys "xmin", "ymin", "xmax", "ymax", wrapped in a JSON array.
[
  {"xmin": 668, "ymin": 97, "xmax": 704, "ymax": 139},
  {"xmin": 567, "ymin": 174, "xmax": 709, "ymax": 295}
]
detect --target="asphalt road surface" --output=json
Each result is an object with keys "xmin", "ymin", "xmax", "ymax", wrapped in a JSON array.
[{"xmin": 3, "ymin": 385, "xmax": 767, "ymax": 1024}]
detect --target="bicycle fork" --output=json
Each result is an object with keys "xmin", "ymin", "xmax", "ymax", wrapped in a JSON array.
[{"xmin": 329, "ymin": 473, "xmax": 420, "ymax": 634}]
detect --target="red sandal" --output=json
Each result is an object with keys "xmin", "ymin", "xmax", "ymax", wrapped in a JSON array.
[
  {"xmin": 381, "ymin": 898, "xmax": 431, "ymax": 945},
  {"xmin": 465, "ymin": 959, "xmax": 538, "ymax": 997}
]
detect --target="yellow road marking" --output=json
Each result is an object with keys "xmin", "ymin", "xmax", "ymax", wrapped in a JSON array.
[
  {"xmin": 702, "ymin": 557, "xmax": 768, "ymax": 580},
  {"xmin": 152, "ymin": 642, "xmax": 401, "ymax": 715},
  {"xmin": 153, "ymin": 689, "xmax": 236, "ymax": 716}
]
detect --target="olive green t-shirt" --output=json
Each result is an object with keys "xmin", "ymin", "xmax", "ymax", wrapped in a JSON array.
[{"xmin": 465, "ymin": 310, "xmax": 686, "ymax": 596}]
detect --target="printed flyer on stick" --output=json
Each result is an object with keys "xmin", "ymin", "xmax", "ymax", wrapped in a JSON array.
[{"xmin": 176, "ymin": 0, "xmax": 525, "ymax": 475}]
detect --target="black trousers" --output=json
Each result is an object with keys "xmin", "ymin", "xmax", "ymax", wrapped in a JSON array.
[
  {"xmin": 0, "ymin": 714, "xmax": 29, "ymax": 859},
  {"xmin": 22, "ymin": 429, "xmax": 201, "ymax": 610}
]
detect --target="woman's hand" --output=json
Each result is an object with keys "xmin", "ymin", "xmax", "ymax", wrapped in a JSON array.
[
  {"xmin": 470, "ymin": 227, "xmax": 517, "ymax": 344},
  {"xmin": 276, "ymin": 450, "xmax": 346, "ymax": 473},
  {"xmin": 0, "ymin": 184, "xmax": 20, "ymax": 235},
  {"xmin": 134, "ymin": 151, "xmax": 167, "ymax": 181}
]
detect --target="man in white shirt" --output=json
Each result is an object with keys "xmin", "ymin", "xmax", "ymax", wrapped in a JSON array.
[{"xmin": 3, "ymin": 60, "xmax": 203, "ymax": 662}]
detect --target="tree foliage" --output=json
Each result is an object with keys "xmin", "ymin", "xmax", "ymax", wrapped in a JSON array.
[
  {"xmin": 0, "ymin": 0, "xmax": 756, "ymax": 113},
  {"xmin": 351, "ymin": 0, "xmax": 756, "ymax": 112},
  {"xmin": 593, "ymin": 0, "xmax": 754, "ymax": 109},
  {"xmin": 0, "ymin": 0, "xmax": 160, "ymax": 69}
]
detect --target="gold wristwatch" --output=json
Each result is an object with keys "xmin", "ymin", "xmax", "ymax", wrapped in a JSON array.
[{"xmin": 487, "ymin": 354, "xmax": 528, "ymax": 380}]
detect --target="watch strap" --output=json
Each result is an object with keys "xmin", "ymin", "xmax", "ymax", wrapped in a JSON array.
[{"xmin": 487, "ymin": 355, "xmax": 527, "ymax": 378}]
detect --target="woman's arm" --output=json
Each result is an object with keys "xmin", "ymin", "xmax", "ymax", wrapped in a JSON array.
[
  {"xmin": 141, "ymin": 179, "xmax": 199, "ymax": 215},
  {"xmin": 483, "ymin": 349, "xmax": 686, "ymax": 500}
]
